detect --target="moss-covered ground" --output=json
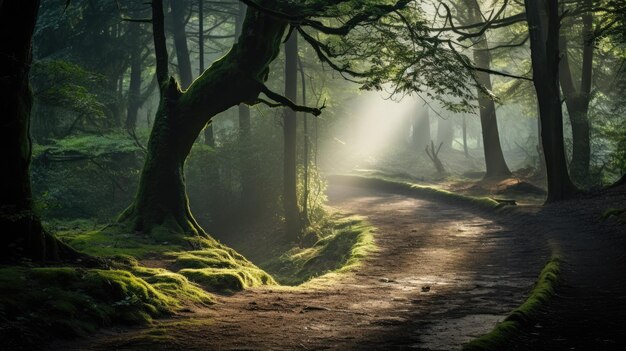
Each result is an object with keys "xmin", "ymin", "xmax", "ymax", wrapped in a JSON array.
[
  {"xmin": 1, "ymin": 211, "xmax": 376, "ymax": 349},
  {"xmin": 0, "ymin": 262, "xmax": 213, "ymax": 350},
  {"xmin": 259, "ymin": 214, "xmax": 377, "ymax": 285}
]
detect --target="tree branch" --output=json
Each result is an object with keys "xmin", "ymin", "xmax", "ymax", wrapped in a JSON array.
[{"xmin": 256, "ymin": 84, "xmax": 324, "ymax": 116}]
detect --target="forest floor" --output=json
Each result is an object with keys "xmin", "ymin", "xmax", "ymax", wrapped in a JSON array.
[{"xmin": 46, "ymin": 182, "xmax": 626, "ymax": 351}]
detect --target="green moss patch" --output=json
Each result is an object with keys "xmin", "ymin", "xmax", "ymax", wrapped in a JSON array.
[
  {"xmin": 55, "ymin": 223, "xmax": 276, "ymax": 295},
  {"xmin": 328, "ymin": 174, "xmax": 503, "ymax": 211},
  {"xmin": 0, "ymin": 263, "xmax": 212, "ymax": 349},
  {"xmin": 600, "ymin": 208, "xmax": 626, "ymax": 224},
  {"xmin": 261, "ymin": 215, "xmax": 377, "ymax": 285},
  {"xmin": 462, "ymin": 257, "xmax": 561, "ymax": 351}
]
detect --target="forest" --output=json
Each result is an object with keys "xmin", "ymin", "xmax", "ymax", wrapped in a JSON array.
[{"xmin": 1, "ymin": 0, "xmax": 625, "ymax": 350}]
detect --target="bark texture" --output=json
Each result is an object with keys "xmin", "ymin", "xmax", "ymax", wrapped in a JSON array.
[
  {"xmin": 0, "ymin": 0, "xmax": 84, "ymax": 262},
  {"xmin": 559, "ymin": 2, "xmax": 593, "ymax": 185},
  {"xmin": 465, "ymin": 0, "xmax": 511, "ymax": 179},
  {"xmin": 283, "ymin": 31, "xmax": 301, "ymax": 237},
  {"xmin": 525, "ymin": 0, "xmax": 578, "ymax": 202},
  {"xmin": 119, "ymin": 0, "xmax": 288, "ymax": 237}
]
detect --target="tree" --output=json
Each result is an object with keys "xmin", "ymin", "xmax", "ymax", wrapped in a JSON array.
[
  {"xmin": 283, "ymin": 31, "xmax": 301, "ymax": 237},
  {"xmin": 559, "ymin": 0, "xmax": 594, "ymax": 185},
  {"xmin": 170, "ymin": 0, "xmax": 193, "ymax": 88},
  {"xmin": 412, "ymin": 104, "xmax": 431, "ymax": 149},
  {"xmin": 0, "ymin": 0, "xmax": 84, "ymax": 262},
  {"xmin": 117, "ymin": 0, "xmax": 477, "ymax": 239},
  {"xmin": 462, "ymin": 0, "xmax": 511, "ymax": 179},
  {"xmin": 524, "ymin": 0, "xmax": 578, "ymax": 202}
]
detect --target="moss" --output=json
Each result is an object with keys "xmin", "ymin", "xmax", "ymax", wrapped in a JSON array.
[
  {"xmin": 173, "ymin": 250, "xmax": 240, "ymax": 269},
  {"xmin": 179, "ymin": 267, "xmax": 273, "ymax": 293},
  {"xmin": 261, "ymin": 215, "xmax": 377, "ymax": 285},
  {"xmin": 328, "ymin": 174, "xmax": 503, "ymax": 211},
  {"xmin": 462, "ymin": 257, "xmax": 561, "ymax": 351},
  {"xmin": 56, "ymin": 222, "xmax": 276, "ymax": 296},
  {"xmin": 55, "ymin": 226, "xmax": 183, "ymax": 259},
  {"xmin": 0, "ymin": 266, "xmax": 166, "ymax": 349},
  {"xmin": 600, "ymin": 208, "xmax": 626, "ymax": 223},
  {"xmin": 130, "ymin": 266, "xmax": 215, "ymax": 306}
]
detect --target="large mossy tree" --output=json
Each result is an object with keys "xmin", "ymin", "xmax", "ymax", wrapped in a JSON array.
[
  {"xmin": 118, "ymin": 0, "xmax": 477, "ymax": 240},
  {"xmin": 0, "ymin": 0, "xmax": 86, "ymax": 262}
]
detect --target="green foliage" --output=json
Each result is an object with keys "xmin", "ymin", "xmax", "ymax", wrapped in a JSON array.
[
  {"xmin": 30, "ymin": 60, "xmax": 113, "ymax": 140},
  {"xmin": 32, "ymin": 60, "xmax": 106, "ymax": 117},
  {"xmin": 31, "ymin": 133, "xmax": 143, "ymax": 221}
]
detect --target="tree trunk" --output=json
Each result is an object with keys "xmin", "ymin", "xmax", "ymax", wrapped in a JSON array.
[
  {"xmin": 436, "ymin": 117, "xmax": 454, "ymax": 151},
  {"xmin": 126, "ymin": 34, "xmax": 142, "ymax": 130},
  {"xmin": 0, "ymin": 0, "xmax": 84, "ymax": 262},
  {"xmin": 283, "ymin": 31, "xmax": 301, "ymax": 238},
  {"xmin": 462, "ymin": 116, "xmax": 469, "ymax": 158},
  {"xmin": 119, "ymin": 0, "xmax": 288, "ymax": 238},
  {"xmin": 198, "ymin": 0, "xmax": 215, "ymax": 147},
  {"xmin": 412, "ymin": 105, "xmax": 430, "ymax": 149},
  {"xmin": 299, "ymin": 56, "xmax": 309, "ymax": 227},
  {"xmin": 235, "ymin": 2, "xmax": 256, "ymax": 206},
  {"xmin": 558, "ymin": 3, "xmax": 593, "ymax": 185},
  {"xmin": 465, "ymin": 0, "xmax": 511, "ymax": 179},
  {"xmin": 236, "ymin": 2, "xmax": 251, "ymax": 138},
  {"xmin": 525, "ymin": 0, "xmax": 578, "ymax": 202},
  {"xmin": 170, "ymin": 0, "xmax": 193, "ymax": 88}
]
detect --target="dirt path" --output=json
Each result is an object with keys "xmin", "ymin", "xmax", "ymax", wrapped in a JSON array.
[{"xmin": 50, "ymin": 184, "xmax": 552, "ymax": 351}]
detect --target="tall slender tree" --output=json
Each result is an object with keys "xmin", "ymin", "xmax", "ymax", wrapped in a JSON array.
[
  {"xmin": 463, "ymin": 0, "xmax": 511, "ymax": 179},
  {"xmin": 170, "ymin": 0, "xmax": 193, "ymax": 89},
  {"xmin": 559, "ymin": 0, "xmax": 594, "ymax": 185},
  {"xmin": 412, "ymin": 105, "xmax": 431, "ymax": 149},
  {"xmin": 283, "ymin": 31, "xmax": 301, "ymax": 237},
  {"xmin": 524, "ymin": 0, "xmax": 578, "ymax": 202}
]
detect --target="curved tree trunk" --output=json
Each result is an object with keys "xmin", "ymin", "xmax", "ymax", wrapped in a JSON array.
[
  {"xmin": 119, "ymin": 0, "xmax": 288, "ymax": 238},
  {"xmin": 0, "ymin": 0, "xmax": 85, "ymax": 262}
]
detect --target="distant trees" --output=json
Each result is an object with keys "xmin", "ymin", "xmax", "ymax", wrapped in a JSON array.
[{"xmin": 117, "ymin": 0, "xmax": 476, "ymax": 239}]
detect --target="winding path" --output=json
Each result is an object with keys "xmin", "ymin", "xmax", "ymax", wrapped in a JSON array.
[{"xmin": 52, "ymin": 184, "xmax": 552, "ymax": 350}]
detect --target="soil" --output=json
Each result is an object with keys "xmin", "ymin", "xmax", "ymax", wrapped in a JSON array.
[{"xmin": 46, "ymin": 183, "xmax": 626, "ymax": 351}]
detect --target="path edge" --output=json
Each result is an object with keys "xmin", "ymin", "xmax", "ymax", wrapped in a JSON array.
[
  {"xmin": 461, "ymin": 256, "xmax": 561, "ymax": 351},
  {"xmin": 326, "ymin": 174, "xmax": 509, "ymax": 212}
]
